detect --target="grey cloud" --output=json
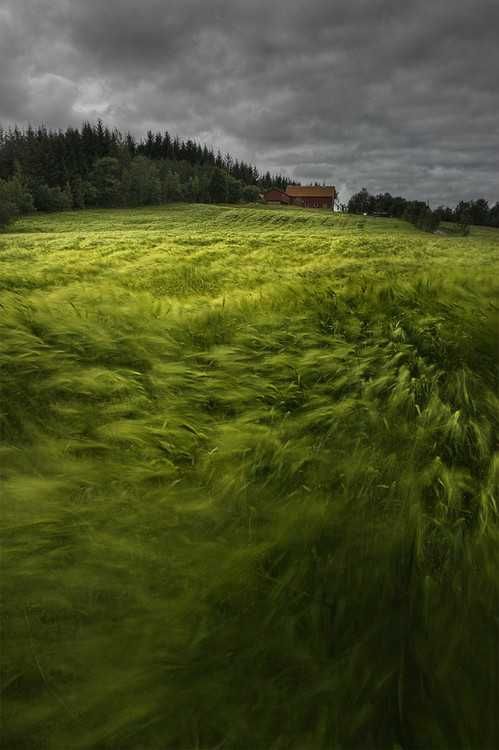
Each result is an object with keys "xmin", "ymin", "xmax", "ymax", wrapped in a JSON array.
[{"xmin": 0, "ymin": 0, "xmax": 498, "ymax": 206}]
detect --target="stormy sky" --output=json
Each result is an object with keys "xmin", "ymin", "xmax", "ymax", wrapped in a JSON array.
[{"xmin": 1, "ymin": 0, "xmax": 498, "ymax": 206}]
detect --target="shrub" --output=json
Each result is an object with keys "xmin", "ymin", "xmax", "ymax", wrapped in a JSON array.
[
  {"xmin": 403, "ymin": 201, "xmax": 440, "ymax": 232},
  {"xmin": 0, "ymin": 199, "xmax": 19, "ymax": 228},
  {"xmin": 456, "ymin": 207, "xmax": 472, "ymax": 236},
  {"xmin": 242, "ymin": 184, "xmax": 261, "ymax": 202},
  {"xmin": 0, "ymin": 175, "xmax": 34, "ymax": 214},
  {"xmin": 32, "ymin": 182, "xmax": 73, "ymax": 212},
  {"xmin": 0, "ymin": 174, "xmax": 34, "ymax": 228},
  {"xmin": 416, "ymin": 207, "xmax": 440, "ymax": 232}
]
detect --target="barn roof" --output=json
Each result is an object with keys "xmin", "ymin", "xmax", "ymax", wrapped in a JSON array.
[{"xmin": 286, "ymin": 185, "xmax": 336, "ymax": 198}]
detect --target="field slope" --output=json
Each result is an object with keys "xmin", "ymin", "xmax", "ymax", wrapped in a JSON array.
[{"xmin": 1, "ymin": 204, "xmax": 499, "ymax": 749}]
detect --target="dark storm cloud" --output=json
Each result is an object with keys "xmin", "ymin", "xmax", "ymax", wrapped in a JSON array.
[{"xmin": 1, "ymin": 0, "xmax": 498, "ymax": 205}]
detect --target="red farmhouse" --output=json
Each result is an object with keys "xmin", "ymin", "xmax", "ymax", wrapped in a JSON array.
[{"xmin": 285, "ymin": 185, "xmax": 337, "ymax": 209}]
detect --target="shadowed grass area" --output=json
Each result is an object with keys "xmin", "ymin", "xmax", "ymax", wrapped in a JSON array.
[{"xmin": 1, "ymin": 204, "xmax": 499, "ymax": 749}]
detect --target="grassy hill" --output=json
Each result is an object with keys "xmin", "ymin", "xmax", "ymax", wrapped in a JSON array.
[{"xmin": 1, "ymin": 204, "xmax": 498, "ymax": 749}]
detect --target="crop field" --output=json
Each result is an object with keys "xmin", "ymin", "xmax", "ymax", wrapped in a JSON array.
[{"xmin": 1, "ymin": 204, "xmax": 499, "ymax": 749}]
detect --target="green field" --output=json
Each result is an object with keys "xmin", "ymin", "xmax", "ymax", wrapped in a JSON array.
[{"xmin": 1, "ymin": 204, "xmax": 499, "ymax": 749}]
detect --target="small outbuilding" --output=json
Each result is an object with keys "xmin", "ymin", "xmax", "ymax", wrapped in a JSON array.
[{"xmin": 263, "ymin": 189, "xmax": 291, "ymax": 205}]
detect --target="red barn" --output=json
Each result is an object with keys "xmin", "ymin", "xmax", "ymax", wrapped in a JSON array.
[{"xmin": 286, "ymin": 185, "xmax": 337, "ymax": 210}]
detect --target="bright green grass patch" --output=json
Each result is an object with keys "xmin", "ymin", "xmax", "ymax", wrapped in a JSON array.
[{"xmin": 1, "ymin": 204, "xmax": 499, "ymax": 749}]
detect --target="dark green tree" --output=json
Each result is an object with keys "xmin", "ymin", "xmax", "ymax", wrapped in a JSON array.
[
  {"xmin": 435, "ymin": 205, "xmax": 454, "ymax": 222},
  {"xmin": 455, "ymin": 202, "xmax": 473, "ymax": 235},
  {"xmin": 225, "ymin": 174, "xmax": 243, "ymax": 203},
  {"xmin": 3, "ymin": 172, "xmax": 34, "ymax": 213},
  {"xmin": 470, "ymin": 198, "xmax": 489, "ymax": 226},
  {"xmin": 489, "ymin": 202, "xmax": 499, "ymax": 228},
  {"xmin": 89, "ymin": 157, "xmax": 122, "ymax": 207},
  {"xmin": 209, "ymin": 168, "xmax": 228, "ymax": 203},
  {"xmin": 70, "ymin": 175, "xmax": 86, "ymax": 209},
  {"xmin": 128, "ymin": 157, "xmax": 161, "ymax": 205},
  {"xmin": 161, "ymin": 170, "xmax": 183, "ymax": 203},
  {"xmin": 348, "ymin": 188, "xmax": 371, "ymax": 214}
]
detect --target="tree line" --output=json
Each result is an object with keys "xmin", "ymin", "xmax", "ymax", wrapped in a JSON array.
[
  {"xmin": 2, "ymin": 124, "xmax": 497, "ymax": 233},
  {"xmin": 347, "ymin": 188, "xmax": 499, "ymax": 233},
  {"xmin": 0, "ymin": 121, "xmax": 293, "ymax": 227}
]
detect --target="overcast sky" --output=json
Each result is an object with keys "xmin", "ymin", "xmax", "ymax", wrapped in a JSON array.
[{"xmin": 1, "ymin": 0, "xmax": 498, "ymax": 206}]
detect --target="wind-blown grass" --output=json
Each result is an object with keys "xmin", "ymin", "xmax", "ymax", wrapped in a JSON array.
[{"xmin": 1, "ymin": 204, "xmax": 499, "ymax": 749}]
